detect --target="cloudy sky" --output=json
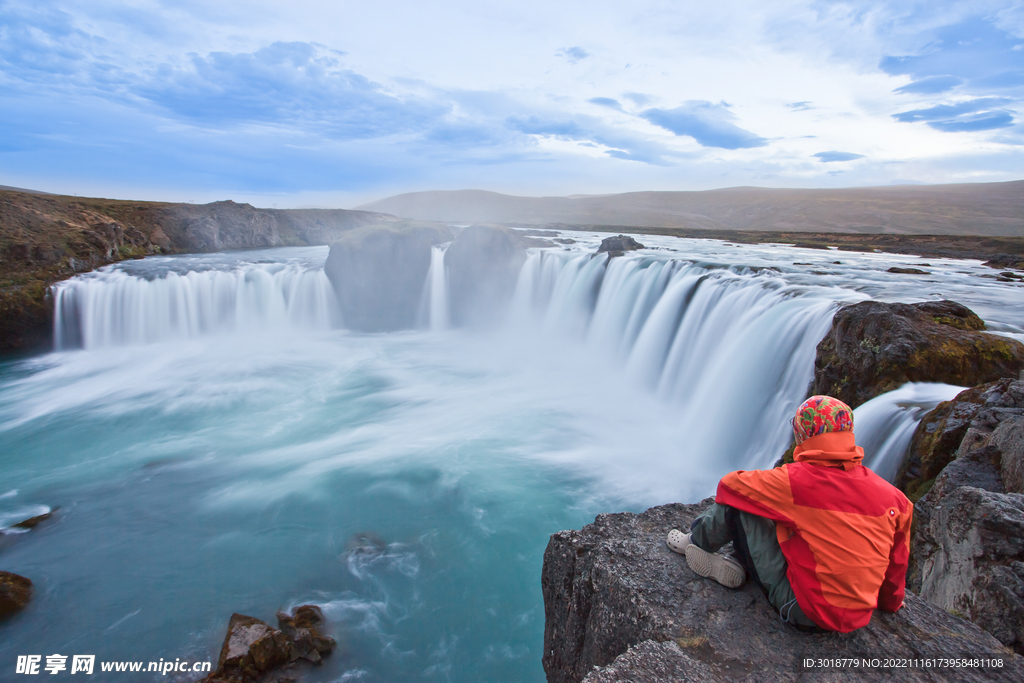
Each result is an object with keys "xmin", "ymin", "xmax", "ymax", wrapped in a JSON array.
[{"xmin": 1, "ymin": 1, "xmax": 1022, "ymax": 207}]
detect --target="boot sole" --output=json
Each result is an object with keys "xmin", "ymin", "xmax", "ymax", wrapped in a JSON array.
[{"xmin": 685, "ymin": 544, "xmax": 745, "ymax": 588}]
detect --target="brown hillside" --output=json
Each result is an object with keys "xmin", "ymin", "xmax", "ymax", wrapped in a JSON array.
[{"xmin": 358, "ymin": 181, "xmax": 1024, "ymax": 236}]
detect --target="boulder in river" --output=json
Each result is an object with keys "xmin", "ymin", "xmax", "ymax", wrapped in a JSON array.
[
  {"xmin": 542, "ymin": 501, "xmax": 1019, "ymax": 682},
  {"xmin": 887, "ymin": 267, "xmax": 930, "ymax": 275},
  {"xmin": 810, "ymin": 300, "xmax": 1024, "ymax": 408},
  {"xmin": 276, "ymin": 605, "xmax": 337, "ymax": 665},
  {"xmin": 203, "ymin": 606, "xmax": 336, "ymax": 683},
  {"xmin": 325, "ymin": 222, "xmax": 455, "ymax": 331},
  {"xmin": 597, "ymin": 235, "xmax": 645, "ymax": 257},
  {"xmin": 444, "ymin": 225, "xmax": 527, "ymax": 326},
  {"xmin": 12, "ymin": 507, "xmax": 55, "ymax": 529},
  {"xmin": 0, "ymin": 571, "xmax": 32, "ymax": 619}
]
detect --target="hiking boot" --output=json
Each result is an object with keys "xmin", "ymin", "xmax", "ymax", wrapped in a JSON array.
[
  {"xmin": 684, "ymin": 544, "xmax": 746, "ymax": 588},
  {"xmin": 666, "ymin": 529, "xmax": 690, "ymax": 555}
]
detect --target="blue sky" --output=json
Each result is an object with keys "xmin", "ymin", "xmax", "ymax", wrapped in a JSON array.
[{"xmin": 0, "ymin": 1, "xmax": 1022, "ymax": 207}]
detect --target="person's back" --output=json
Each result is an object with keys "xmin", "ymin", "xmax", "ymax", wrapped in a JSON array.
[{"xmin": 668, "ymin": 396, "xmax": 912, "ymax": 632}]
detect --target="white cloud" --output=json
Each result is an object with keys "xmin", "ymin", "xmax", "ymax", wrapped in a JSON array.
[{"xmin": 0, "ymin": 0, "xmax": 1021, "ymax": 204}]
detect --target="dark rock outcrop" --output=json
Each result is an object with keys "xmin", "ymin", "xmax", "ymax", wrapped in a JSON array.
[
  {"xmin": 896, "ymin": 378, "xmax": 1024, "ymax": 500},
  {"xmin": 0, "ymin": 571, "xmax": 32, "ymax": 619},
  {"xmin": 908, "ymin": 380, "xmax": 1024, "ymax": 654},
  {"xmin": 985, "ymin": 254, "xmax": 1024, "ymax": 270},
  {"xmin": 203, "ymin": 606, "xmax": 335, "ymax": 683},
  {"xmin": 444, "ymin": 225, "xmax": 528, "ymax": 326},
  {"xmin": 810, "ymin": 300, "xmax": 1024, "ymax": 408},
  {"xmin": 324, "ymin": 222, "xmax": 455, "ymax": 331},
  {"xmin": 543, "ymin": 501, "xmax": 1018, "ymax": 683},
  {"xmin": 275, "ymin": 605, "xmax": 337, "ymax": 665},
  {"xmin": 887, "ymin": 267, "xmax": 929, "ymax": 274},
  {"xmin": 597, "ymin": 234, "xmax": 645, "ymax": 257}
]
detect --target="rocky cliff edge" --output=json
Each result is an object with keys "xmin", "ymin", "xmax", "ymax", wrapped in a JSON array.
[{"xmin": 542, "ymin": 500, "xmax": 1020, "ymax": 683}]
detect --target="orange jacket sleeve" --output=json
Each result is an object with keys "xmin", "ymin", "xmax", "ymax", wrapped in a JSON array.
[{"xmin": 877, "ymin": 502, "xmax": 913, "ymax": 612}]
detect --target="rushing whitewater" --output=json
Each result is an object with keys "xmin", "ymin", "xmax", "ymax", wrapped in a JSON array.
[
  {"xmin": 855, "ymin": 383, "xmax": 969, "ymax": 482},
  {"xmin": 3, "ymin": 230, "xmax": 1023, "ymax": 682},
  {"xmin": 53, "ymin": 248, "xmax": 338, "ymax": 349}
]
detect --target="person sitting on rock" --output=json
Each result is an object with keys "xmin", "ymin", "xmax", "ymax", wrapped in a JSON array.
[{"xmin": 666, "ymin": 395, "xmax": 913, "ymax": 633}]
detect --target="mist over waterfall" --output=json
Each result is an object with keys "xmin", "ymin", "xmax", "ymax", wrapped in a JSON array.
[{"xmin": 6, "ymin": 229, "xmax": 1023, "ymax": 683}]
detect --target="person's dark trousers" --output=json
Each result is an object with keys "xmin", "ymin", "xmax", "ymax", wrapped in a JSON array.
[{"xmin": 690, "ymin": 502, "xmax": 821, "ymax": 630}]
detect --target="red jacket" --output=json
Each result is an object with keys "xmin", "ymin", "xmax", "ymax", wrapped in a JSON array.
[{"xmin": 715, "ymin": 431, "xmax": 912, "ymax": 632}]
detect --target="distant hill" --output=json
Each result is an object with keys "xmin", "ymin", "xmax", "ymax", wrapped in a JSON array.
[
  {"xmin": 357, "ymin": 181, "xmax": 1024, "ymax": 236},
  {"xmin": 0, "ymin": 185, "xmax": 50, "ymax": 195}
]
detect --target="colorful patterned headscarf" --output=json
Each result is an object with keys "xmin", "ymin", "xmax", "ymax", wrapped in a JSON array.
[{"xmin": 792, "ymin": 395, "xmax": 854, "ymax": 444}]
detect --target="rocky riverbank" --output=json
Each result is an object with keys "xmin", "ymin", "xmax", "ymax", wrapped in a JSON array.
[
  {"xmin": 541, "ymin": 501, "xmax": 1019, "ymax": 683},
  {"xmin": 0, "ymin": 189, "xmax": 391, "ymax": 354}
]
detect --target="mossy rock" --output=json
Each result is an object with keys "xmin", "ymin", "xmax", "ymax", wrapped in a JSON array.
[
  {"xmin": 811, "ymin": 300, "xmax": 1024, "ymax": 408},
  {"xmin": 895, "ymin": 377, "xmax": 1022, "ymax": 499}
]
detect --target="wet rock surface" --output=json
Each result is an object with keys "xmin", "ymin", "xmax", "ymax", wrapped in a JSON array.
[
  {"xmin": 887, "ymin": 266, "xmax": 930, "ymax": 274},
  {"xmin": 325, "ymin": 222, "xmax": 455, "ymax": 331},
  {"xmin": 542, "ymin": 501, "xmax": 1020, "ymax": 683},
  {"xmin": 596, "ymin": 234, "xmax": 645, "ymax": 257},
  {"xmin": 908, "ymin": 380, "xmax": 1024, "ymax": 654},
  {"xmin": 202, "ymin": 605, "xmax": 336, "ymax": 683},
  {"xmin": 810, "ymin": 300, "xmax": 1024, "ymax": 408},
  {"xmin": 11, "ymin": 508, "xmax": 55, "ymax": 530},
  {"xmin": 0, "ymin": 571, "xmax": 32, "ymax": 619},
  {"xmin": 897, "ymin": 378, "xmax": 1024, "ymax": 500}
]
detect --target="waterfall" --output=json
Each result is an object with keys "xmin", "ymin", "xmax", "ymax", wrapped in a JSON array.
[
  {"xmin": 855, "ymin": 382, "xmax": 967, "ymax": 482},
  {"xmin": 418, "ymin": 244, "xmax": 451, "ymax": 331},
  {"xmin": 508, "ymin": 251, "xmax": 853, "ymax": 471},
  {"xmin": 51, "ymin": 245, "xmax": 869, "ymax": 470},
  {"xmin": 60, "ymin": 242, "xmax": 955, "ymax": 472},
  {"xmin": 53, "ymin": 261, "xmax": 338, "ymax": 349}
]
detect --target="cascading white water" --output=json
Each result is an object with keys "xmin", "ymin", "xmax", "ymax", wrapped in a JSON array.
[
  {"xmin": 53, "ymin": 259, "xmax": 338, "ymax": 349},
  {"xmin": 49, "ymin": 235, "xmax": 1012, "ymax": 478},
  {"xmin": 854, "ymin": 382, "xmax": 968, "ymax": 482},
  {"xmin": 508, "ymin": 251, "xmax": 852, "ymax": 471},
  {"xmin": 417, "ymin": 244, "xmax": 451, "ymax": 331},
  {"xmin": 50, "ymin": 242, "xmax": 861, "ymax": 471}
]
